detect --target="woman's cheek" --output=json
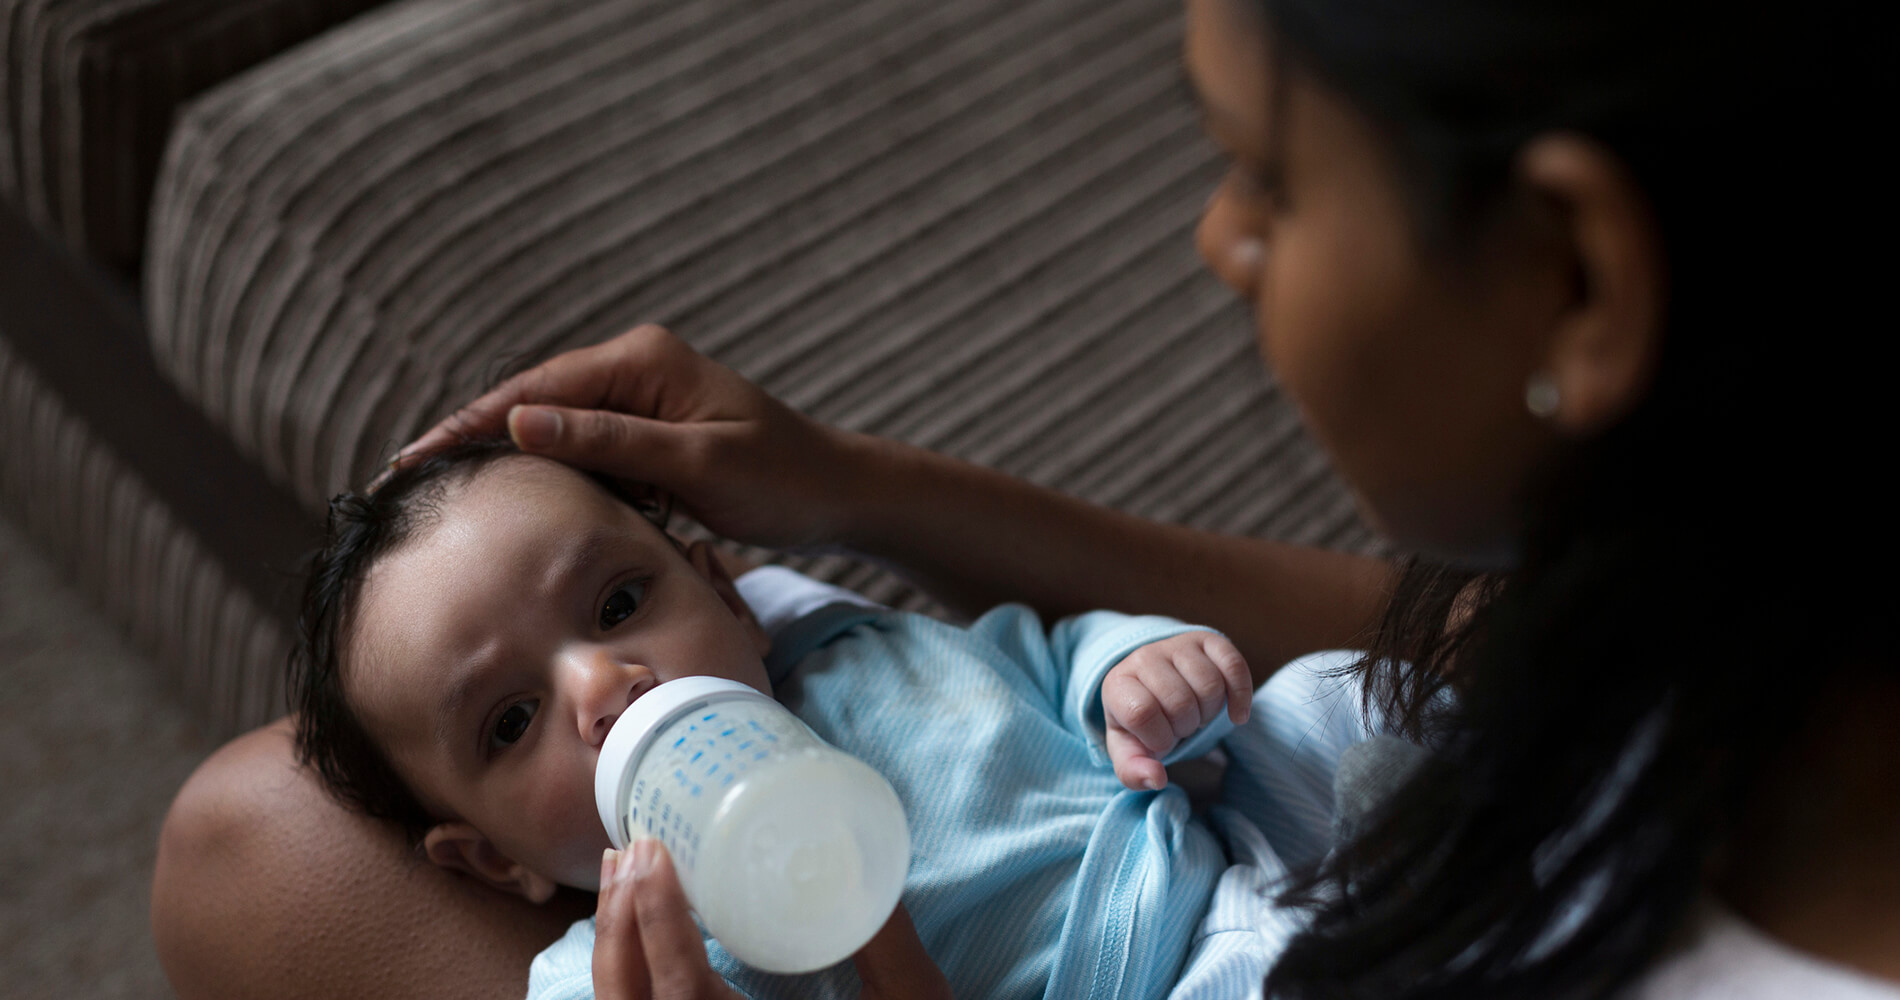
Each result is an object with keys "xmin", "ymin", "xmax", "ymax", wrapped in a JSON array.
[
  {"xmin": 1251, "ymin": 244, "xmax": 1336, "ymax": 432},
  {"xmin": 1250, "ymin": 239, "xmax": 1400, "ymax": 526}
]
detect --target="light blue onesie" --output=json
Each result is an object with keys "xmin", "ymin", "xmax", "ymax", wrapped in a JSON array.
[{"xmin": 529, "ymin": 568, "xmax": 1250, "ymax": 1000}]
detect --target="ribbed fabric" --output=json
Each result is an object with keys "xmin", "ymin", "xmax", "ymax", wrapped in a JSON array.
[
  {"xmin": 144, "ymin": 0, "xmax": 1377, "ymax": 612},
  {"xmin": 1163, "ymin": 810, "xmax": 1300, "ymax": 1000},
  {"xmin": 0, "ymin": 0, "xmax": 387, "ymax": 268},
  {"xmin": 0, "ymin": 335, "xmax": 291, "ymax": 737},
  {"xmin": 532, "ymin": 593, "xmax": 1235, "ymax": 1000},
  {"xmin": 525, "ymin": 576, "xmax": 1401, "ymax": 999}
]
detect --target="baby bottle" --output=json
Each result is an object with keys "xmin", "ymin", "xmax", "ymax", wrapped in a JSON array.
[{"xmin": 594, "ymin": 676, "xmax": 910, "ymax": 973}]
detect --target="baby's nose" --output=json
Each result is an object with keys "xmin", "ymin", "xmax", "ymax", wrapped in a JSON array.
[{"xmin": 569, "ymin": 649, "xmax": 655, "ymax": 747}]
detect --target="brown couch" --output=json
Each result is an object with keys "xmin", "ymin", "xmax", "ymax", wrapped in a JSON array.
[{"xmin": 1, "ymin": 0, "xmax": 1372, "ymax": 746}]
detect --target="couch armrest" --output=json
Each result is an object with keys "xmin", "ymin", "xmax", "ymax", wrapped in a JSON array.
[{"xmin": 1, "ymin": 0, "xmax": 391, "ymax": 271}]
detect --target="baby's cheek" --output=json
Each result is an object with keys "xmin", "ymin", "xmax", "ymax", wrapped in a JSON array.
[
  {"xmin": 559, "ymin": 800, "xmax": 617, "ymax": 889},
  {"xmin": 514, "ymin": 775, "xmax": 614, "ymax": 890}
]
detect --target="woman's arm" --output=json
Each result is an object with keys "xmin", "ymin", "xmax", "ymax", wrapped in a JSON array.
[
  {"xmin": 830, "ymin": 431, "xmax": 1389, "ymax": 682},
  {"xmin": 403, "ymin": 325, "xmax": 1390, "ymax": 682},
  {"xmin": 151, "ymin": 720, "xmax": 594, "ymax": 1000}
]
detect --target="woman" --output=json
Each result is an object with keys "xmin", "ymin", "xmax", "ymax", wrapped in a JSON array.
[{"xmin": 153, "ymin": 0, "xmax": 1893, "ymax": 997}]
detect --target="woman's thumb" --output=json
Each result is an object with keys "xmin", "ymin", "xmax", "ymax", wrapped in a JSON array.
[
  {"xmin": 853, "ymin": 904, "xmax": 952, "ymax": 1000},
  {"xmin": 507, "ymin": 404, "xmax": 678, "ymax": 480}
]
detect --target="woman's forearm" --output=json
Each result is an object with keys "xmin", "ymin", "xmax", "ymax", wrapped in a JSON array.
[
  {"xmin": 398, "ymin": 324, "xmax": 1390, "ymax": 675},
  {"xmin": 830, "ymin": 432, "xmax": 1393, "ymax": 683}
]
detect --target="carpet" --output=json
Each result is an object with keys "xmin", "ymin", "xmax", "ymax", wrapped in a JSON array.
[{"xmin": 0, "ymin": 512, "xmax": 207, "ymax": 999}]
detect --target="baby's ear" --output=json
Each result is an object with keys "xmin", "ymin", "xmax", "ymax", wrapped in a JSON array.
[
  {"xmin": 422, "ymin": 822, "xmax": 558, "ymax": 904},
  {"xmin": 685, "ymin": 540, "xmax": 771, "ymax": 657}
]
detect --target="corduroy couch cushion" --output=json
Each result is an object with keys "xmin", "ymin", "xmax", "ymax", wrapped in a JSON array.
[
  {"xmin": 146, "ymin": 0, "xmax": 1375, "ymax": 607},
  {"xmin": 0, "ymin": 0, "xmax": 387, "ymax": 269}
]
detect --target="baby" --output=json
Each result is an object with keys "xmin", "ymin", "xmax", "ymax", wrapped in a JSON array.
[{"xmin": 293, "ymin": 439, "xmax": 1258, "ymax": 1000}]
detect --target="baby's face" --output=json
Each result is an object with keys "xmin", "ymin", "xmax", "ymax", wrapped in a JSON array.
[{"xmin": 345, "ymin": 455, "xmax": 771, "ymax": 894}]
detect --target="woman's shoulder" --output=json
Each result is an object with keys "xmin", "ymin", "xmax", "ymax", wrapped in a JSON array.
[{"xmin": 1620, "ymin": 898, "xmax": 1900, "ymax": 1000}]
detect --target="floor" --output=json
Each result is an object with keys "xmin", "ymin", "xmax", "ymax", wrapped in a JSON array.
[{"xmin": 0, "ymin": 512, "xmax": 209, "ymax": 999}]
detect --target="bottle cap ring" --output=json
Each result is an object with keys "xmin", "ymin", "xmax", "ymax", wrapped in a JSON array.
[{"xmin": 593, "ymin": 676, "xmax": 771, "ymax": 848}]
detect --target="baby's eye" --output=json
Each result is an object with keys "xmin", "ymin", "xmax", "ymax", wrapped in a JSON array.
[
  {"xmin": 600, "ymin": 580, "xmax": 646, "ymax": 631},
  {"xmin": 490, "ymin": 700, "xmax": 538, "ymax": 751}
]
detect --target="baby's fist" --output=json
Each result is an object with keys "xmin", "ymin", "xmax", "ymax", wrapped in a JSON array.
[{"xmin": 1102, "ymin": 631, "xmax": 1251, "ymax": 791}]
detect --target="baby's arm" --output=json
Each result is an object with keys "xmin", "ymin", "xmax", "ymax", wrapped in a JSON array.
[{"xmin": 1102, "ymin": 632, "xmax": 1253, "ymax": 790}]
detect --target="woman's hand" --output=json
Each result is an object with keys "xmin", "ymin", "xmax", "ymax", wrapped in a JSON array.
[
  {"xmin": 401, "ymin": 325, "xmax": 860, "ymax": 549},
  {"xmin": 593, "ymin": 840, "xmax": 952, "ymax": 1000},
  {"xmin": 401, "ymin": 329, "xmax": 1391, "ymax": 672}
]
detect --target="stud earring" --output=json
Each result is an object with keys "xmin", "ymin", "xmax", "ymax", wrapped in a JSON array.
[
  {"xmin": 1230, "ymin": 237, "xmax": 1263, "ymax": 274},
  {"xmin": 1525, "ymin": 374, "xmax": 1561, "ymax": 420}
]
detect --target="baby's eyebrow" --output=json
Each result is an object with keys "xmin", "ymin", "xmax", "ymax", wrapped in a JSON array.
[
  {"xmin": 533, "ymin": 524, "xmax": 627, "ymax": 597},
  {"xmin": 431, "ymin": 524, "xmax": 632, "ymax": 750},
  {"xmin": 435, "ymin": 642, "xmax": 504, "ymax": 750}
]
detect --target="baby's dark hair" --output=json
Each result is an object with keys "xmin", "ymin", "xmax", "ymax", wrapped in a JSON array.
[{"xmin": 289, "ymin": 438, "xmax": 666, "ymax": 845}]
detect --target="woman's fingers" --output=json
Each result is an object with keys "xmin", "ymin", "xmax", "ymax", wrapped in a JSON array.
[
  {"xmin": 386, "ymin": 323, "xmax": 853, "ymax": 551},
  {"xmin": 593, "ymin": 849, "xmax": 653, "ymax": 1000},
  {"xmin": 504, "ymin": 404, "xmax": 701, "ymax": 484},
  {"xmin": 400, "ymin": 332, "xmax": 629, "ymax": 458},
  {"xmin": 853, "ymin": 903, "xmax": 953, "ymax": 1000},
  {"xmin": 398, "ymin": 324, "xmax": 694, "ymax": 462},
  {"xmin": 601, "ymin": 843, "xmax": 948, "ymax": 1000},
  {"xmin": 626, "ymin": 839, "xmax": 736, "ymax": 1000}
]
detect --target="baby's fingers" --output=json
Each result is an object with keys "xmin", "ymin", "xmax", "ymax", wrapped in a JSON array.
[
  {"xmin": 1193, "ymin": 633, "xmax": 1253, "ymax": 724},
  {"xmin": 1102, "ymin": 669, "xmax": 1187, "ymax": 758},
  {"xmin": 1105, "ymin": 720, "xmax": 1169, "ymax": 791}
]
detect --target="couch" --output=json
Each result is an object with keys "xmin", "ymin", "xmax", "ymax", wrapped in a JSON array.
[{"xmin": 0, "ymin": 0, "xmax": 1373, "ymax": 745}]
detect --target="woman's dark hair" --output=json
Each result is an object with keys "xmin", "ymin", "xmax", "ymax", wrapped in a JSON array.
[
  {"xmin": 290, "ymin": 439, "xmax": 667, "ymax": 846},
  {"xmin": 1253, "ymin": 1, "xmax": 1887, "ymax": 998}
]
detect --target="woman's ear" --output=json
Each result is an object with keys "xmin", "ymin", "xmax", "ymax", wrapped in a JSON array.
[
  {"xmin": 421, "ymin": 822, "xmax": 558, "ymax": 904},
  {"xmin": 1516, "ymin": 133, "xmax": 1667, "ymax": 435},
  {"xmin": 685, "ymin": 540, "xmax": 771, "ymax": 657}
]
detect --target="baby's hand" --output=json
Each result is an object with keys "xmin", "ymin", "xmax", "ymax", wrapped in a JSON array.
[{"xmin": 1102, "ymin": 631, "xmax": 1251, "ymax": 791}]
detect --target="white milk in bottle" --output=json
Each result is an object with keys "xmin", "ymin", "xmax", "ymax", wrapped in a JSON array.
[{"xmin": 594, "ymin": 676, "xmax": 910, "ymax": 973}]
